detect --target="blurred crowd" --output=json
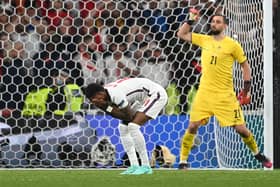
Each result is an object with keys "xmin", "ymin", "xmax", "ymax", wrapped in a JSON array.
[{"xmin": 0, "ymin": 0, "xmax": 223, "ymax": 114}]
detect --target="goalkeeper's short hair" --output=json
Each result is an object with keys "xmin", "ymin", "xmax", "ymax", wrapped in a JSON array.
[{"xmin": 211, "ymin": 14, "xmax": 229, "ymax": 25}]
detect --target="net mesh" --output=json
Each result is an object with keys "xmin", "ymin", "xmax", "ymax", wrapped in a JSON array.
[
  {"xmin": 215, "ymin": 0, "xmax": 264, "ymax": 168},
  {"xmin": 0, "ymin": 0, "xmax": 264, "ymax": 168}
]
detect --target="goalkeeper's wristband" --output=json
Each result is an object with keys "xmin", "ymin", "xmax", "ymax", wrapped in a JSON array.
[
  {"xmin": 186, "ymin": 20, "xmax": 195, "ymax": 25},
  {"xmin": 243, "ymin": 80, "xmax": 251, "ymax": 93}
]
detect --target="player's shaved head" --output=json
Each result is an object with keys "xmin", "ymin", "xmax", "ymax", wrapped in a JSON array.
[{"xmin": 84, "ymin": 83, "xmax": 105, "ymax": 100}]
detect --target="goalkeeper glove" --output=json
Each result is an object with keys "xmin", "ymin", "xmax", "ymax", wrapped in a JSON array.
[
  {"xmin": 186, "ymin": 8, "xmax": 199, "ymax": 25},
  {"xmin": 238, "ymin": 80, "xmax": 251, "ymax": 105},
  {"xmin": 237, "ymin": 90, "xmax": 251, "ymax": 105}
]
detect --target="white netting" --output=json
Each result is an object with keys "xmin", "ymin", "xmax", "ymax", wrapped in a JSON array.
[
  {"xmin": 0, "ymin": 0, "xmax": 264, "ymax": 168},
  {"xmin": 215, "ymin": 0, "xmax": 264, "ymax": 168}
]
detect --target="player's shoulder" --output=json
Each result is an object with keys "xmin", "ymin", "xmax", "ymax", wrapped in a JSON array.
[
  {"xmin": 106, "ymin": 87, "xmax": 126, "ymax": 102},
  {"xmin": 193, "ymin": 32, "xmax": 211, "ymax": 39},
  {"xmin": 224, "ymin": 36, "xmax": 241, "ymax": 45},
  {"xmin": 221, "ymin": 36, "xmax": 243, "ymax": 49},
  {"xmin": 130, "ymin": 77, "xmax": 152, "ymax": 84},
  {"xmin": 140, "ymin": 78, "xmax": 161, "ymax": 87}
]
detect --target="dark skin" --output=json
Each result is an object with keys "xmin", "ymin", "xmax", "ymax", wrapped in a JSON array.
[{"xmin": 90, "ymin": 91, "xmax": 151, "ymax": 126}]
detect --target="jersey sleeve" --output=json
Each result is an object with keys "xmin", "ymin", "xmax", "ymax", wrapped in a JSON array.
[
  {"xmin": 192, "ymin": 33, "xmax": 207, "ymax": 47},
  {"xmin": 233, "ymin": 41, "xmax": 247, "ymax": 63},
  {"xmin": 110, "ymin": 89, "xmax": 129, "ymax": 109}
]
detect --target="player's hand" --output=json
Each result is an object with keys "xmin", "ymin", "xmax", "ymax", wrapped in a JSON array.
[
  {"xmin": 237, "ymin": 91, "xmax": 251, "ymax": 105},
  {"xmin": 92, "ymin": 98, "xmax": 109, "ymax": 110},
  {"xmin": 187, "ymin": 8, "xmax": 199, "ymax": 24}
]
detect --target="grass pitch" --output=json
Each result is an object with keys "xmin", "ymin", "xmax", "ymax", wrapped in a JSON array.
[{"xmin": 0, "ymin": 169, "xmax": 279, "ymax": 187}]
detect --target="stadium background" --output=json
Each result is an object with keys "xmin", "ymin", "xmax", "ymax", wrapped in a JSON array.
[{"xmin": 0, "ymin": 0, "xmax": 279, "ymax": 168}]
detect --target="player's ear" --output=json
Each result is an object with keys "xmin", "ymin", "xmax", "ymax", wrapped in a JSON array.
[
  {"xmin": 224, "ymin": 17, "xmax": 229, "ymax": 25},
  {"xmin": 224, "ymin": 24, "xmax": 228, "ymax": 29}
]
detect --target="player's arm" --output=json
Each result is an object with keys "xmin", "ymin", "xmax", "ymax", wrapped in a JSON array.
[
  {"xmin": 238, "ymin": 60, "xmax": 251, "ymax": 105},
  {"xmin": 177, "ymin": 8, "xmax": 199, "ymax": 42},
  {"xmin": 177, "ymin": 22, "xmax": 192, "ymax": 42},
  {"xmin": 240, "ymin": 60, "xmax": 251, "ymax": 96},
  {"xmin": 92, "ymin": 99, "xmax": 134, "ymax": 121},
  {"xmin": 108, "ymin": 105, "xmax": 134, "ymax": 122},
  {"xmin": 233, "ymin": 40, "xmax": 251, "ymax": 104}
]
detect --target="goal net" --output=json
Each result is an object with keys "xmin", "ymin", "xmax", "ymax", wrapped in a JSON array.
[
  {"xmin": 216, "ymin": 0, "xmax": 264, "ymax": 168},
  {"xmin": 0, "ymin": 0, "xmax": 266, "ymax": 169}
]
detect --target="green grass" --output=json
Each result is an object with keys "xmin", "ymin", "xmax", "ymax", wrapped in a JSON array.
[{"xmin": 0, "ymin": 169, "xmax": 280, "ymax": 187}]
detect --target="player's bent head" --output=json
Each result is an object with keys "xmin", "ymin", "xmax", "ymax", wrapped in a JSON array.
[{"xmin": 84, "ymin": 83, "xmax": 105, "ymax": 100}]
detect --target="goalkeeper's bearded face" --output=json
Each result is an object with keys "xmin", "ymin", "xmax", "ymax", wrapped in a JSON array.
[{"xmin": 210, "ymin": 16, "xmax": 227, "ymax": 35}]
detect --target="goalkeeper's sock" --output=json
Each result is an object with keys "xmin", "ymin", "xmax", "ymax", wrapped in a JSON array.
[
  {"xmin": 128, "ymin": 122, "xmax": 150, "ymax": 166},
  {"xmin": 180, "ymin": 130, "xmax": 195, "ymax": 163},
  {"xmin": 242, "ymin": 133, "xmax": 259, "ymax": 155},
  {"xmin": 119, "ymin": 124, "xmax": 139, "ymax": 166}
]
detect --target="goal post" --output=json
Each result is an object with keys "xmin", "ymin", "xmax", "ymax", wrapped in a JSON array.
[{"xmin": 263, "ymin": 0, "xmax": 274, "ymax": 168}]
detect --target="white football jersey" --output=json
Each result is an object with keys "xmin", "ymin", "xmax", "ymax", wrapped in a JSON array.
[{"xmin": 104, "ymin": 78, "xmax": 165, "ymax": 109}]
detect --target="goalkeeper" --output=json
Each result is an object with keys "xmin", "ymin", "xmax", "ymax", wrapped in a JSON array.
[{"xmin": 177, "ymin": 12, "xmax": 272, "ymax": 169}]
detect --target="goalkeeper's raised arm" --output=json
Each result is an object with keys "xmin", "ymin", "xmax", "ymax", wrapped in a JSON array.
[
  {"xmin": 177, "ymin": 22, "xmax": 192, "ymax": 42},
  {"xmin": 177, "ymin": 8, "xmax": 199, "ymax": 42}
]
